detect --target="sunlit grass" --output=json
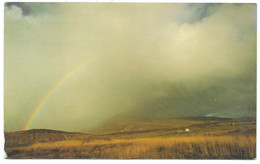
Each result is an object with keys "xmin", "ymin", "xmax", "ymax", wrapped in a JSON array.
[{"xmin": 6, "ymin": 134, "xmax": 256, "ymax": 159}]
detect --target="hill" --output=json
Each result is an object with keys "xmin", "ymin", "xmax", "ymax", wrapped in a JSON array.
[
  {"xmin": 81, "ymin": 115, "xmax": 255, "ymax": 135},
  {"xmin": 5, "ymin": 129, "xmax": 108, "ymax": 148},
  {"xmin": 81, "ymin": 115, "xmax": 205, "ymax": 134}
]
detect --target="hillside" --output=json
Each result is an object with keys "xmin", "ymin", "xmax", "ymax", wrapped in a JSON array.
[
  {"xmin": 4, "ymin": 129, "xmax": 108, "ymax": 148},
  {"xmin": 81, "ymin": 116, "xmax": 255, "ymax": 135},
  {"xmin": 81, "ymin": 115, "xmax": 204, "ymax": 134}
]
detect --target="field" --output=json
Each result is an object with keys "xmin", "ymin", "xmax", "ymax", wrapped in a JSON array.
[{"xmin": 4, "ymin": 117, "xmax": 256, "ymax": 159}]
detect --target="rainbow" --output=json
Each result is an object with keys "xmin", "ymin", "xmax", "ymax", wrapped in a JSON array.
[{"xmin": 22, "ymin": 57, "xmax": 94, "ymax": 130}]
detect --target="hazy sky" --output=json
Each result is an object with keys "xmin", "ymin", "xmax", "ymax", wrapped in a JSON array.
[{"xmin": 4, "ymin": 3, "xmax": 256, "ymax": 132}]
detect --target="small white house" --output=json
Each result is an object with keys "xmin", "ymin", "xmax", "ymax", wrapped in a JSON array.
[{"xmin": 185, "ymin": 128, "xmax": 190, "ymax": 132}]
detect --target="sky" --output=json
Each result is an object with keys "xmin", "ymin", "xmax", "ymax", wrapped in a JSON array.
[{"xmin": 4, "ymin": 3, "xmax": 256, "ymax": 132}]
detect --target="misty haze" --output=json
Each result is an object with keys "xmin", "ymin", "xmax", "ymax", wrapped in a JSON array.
[{"xmin": 4, "ymin": 3, "xmax": 256, "ymax": 159}]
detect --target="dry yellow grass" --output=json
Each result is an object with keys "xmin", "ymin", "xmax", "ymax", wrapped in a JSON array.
[{"xmin": 6, "ymin": 134, "xmax": 256, "ymax": 159}]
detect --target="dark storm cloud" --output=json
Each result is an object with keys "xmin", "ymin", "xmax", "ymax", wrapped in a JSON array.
[
  {"xmin": 128, "ymin": 74, "xmax": 256, "ymax": 119},
  {"xmin": 197, "ymin": 4, "xmax": 221, "ymax": 20},
  {"xmin": 6, "ymin": 2, "xmax": 30, "ymax": 16},
  {"xmin": 181, "ymin": 3, "xmax": 222, "ymax": 24}
]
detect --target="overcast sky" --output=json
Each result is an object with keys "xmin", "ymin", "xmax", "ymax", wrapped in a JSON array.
[{"xmin": 4, "ymin": 3, "xmax": 256, "ymax": 132}]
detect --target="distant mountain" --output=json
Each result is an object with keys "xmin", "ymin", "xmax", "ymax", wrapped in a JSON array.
[
  {"xmin": 81, "ymin": 115, "xmax": 256, "ymax": 135},
  {"xmin": 81, "ymin": 115, "xmax": 219, "ymax": 135},
  {"xmin": 183, "ymin": 116, "xmax": 255, "ymax": 121},
  {"xmin": 182, "ymin": 116, "xmax": 232, "ymax": 121}
]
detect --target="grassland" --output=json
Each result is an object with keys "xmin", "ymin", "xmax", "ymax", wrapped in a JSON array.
[
  {"xmin": 5, "ymin": 134, "xmax": 255, "ymax": 159},
  {"xmin": 4, "ymin": 117, "xmax": 256, "ymax": 159}
]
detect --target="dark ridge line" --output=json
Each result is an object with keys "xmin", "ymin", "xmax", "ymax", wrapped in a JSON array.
[{"xmin": 4, "ymin": 129, "xmax": 88, "ymax": 135}]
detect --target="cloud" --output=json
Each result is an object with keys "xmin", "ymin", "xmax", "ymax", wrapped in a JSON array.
[
  {"xmin": 6, "ymin": 2, "xmax": 30, "ymax": 16},
  {"xmin": 174, "ymin": 4, "xmax": 222, "ymax": 24},
  {"xmin": 4, "ymin": 3, "xmax": 256, "ymax": 131}
]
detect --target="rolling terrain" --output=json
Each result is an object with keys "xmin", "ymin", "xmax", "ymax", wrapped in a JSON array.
[
  {"xmin": 81, "ymin": 115, "xmax": 207, "ymax": 134},
  {"xmin": 4, "ymin": 116, "xmax": 256, "ymax": 159}
]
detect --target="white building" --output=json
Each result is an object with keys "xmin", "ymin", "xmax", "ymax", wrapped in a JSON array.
[{"xmin": 185, "ymin": 128, "xmax": 190, "ymax": 132}]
